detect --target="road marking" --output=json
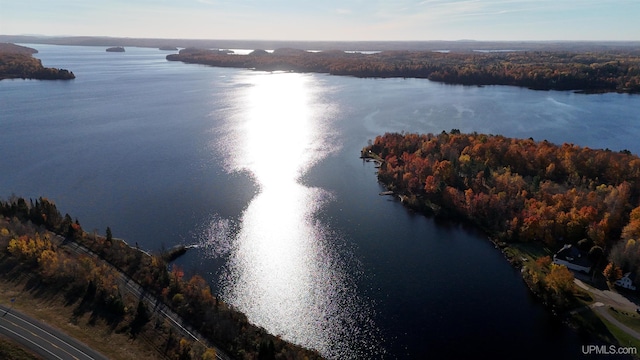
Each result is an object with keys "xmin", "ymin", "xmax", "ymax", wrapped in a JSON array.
[
  {"xmin": 0, "ymin": 322, "xmax": 64, "ymax": 360},
  {"xmin": 0, "ymin": 312, "xmax": 84, "ymax": 360},
  {"xmin": 61, "ymin": 237, "xmax": 232, "ymax": 360}
]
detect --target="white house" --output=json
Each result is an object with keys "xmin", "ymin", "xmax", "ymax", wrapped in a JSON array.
[
  {"xmin": 615, "ymin": 272, "xmax": 637, "ymax": 291},
  {"xmin": 552, "ymin": 244, "xmax": 592, "ymax": 274}
]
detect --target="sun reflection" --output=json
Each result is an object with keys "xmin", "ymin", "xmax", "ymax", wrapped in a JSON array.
[
  {"xmin": 241, "ymin": 72, "xmax": 318, "ymax": 191},
  {"xmin": 206, "ymin": 72, "xmax": 382, "ymax": 358},
  {"xmin": 224, "ymin": 185, "xmax": 331, "ymax": 338}
]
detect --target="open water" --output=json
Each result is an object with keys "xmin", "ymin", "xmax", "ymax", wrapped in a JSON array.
[{"xmin": 2, "ymin": 44, "xmax": 640, "ymax": 359}]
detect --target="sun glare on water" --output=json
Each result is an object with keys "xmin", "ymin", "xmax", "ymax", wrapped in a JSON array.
[
  {"xmin": 203, "ymin": 71, "xmax": 381, "ymax": 359},
  {"xmin": 242, "ymin": 72, "xmax": 316, "ymax": 191}
]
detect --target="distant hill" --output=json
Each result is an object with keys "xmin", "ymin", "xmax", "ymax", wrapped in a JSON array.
[{"xmin": 2, "ymin": 34, "xmax": 640, "ymax": 52}]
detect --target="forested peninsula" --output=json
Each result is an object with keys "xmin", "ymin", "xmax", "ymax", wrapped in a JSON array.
[
  {"xmin": 363, "ymin": 131, "xmax": 640, "ymax": 247},
  {"xmin": 362, "ymin": 132, "xmax": 640, "ymax": 314},
  {"xmin": 167, "ymin": 48, "xmax": 640, "ymax": 94},
  {"xmin": 0, "ymin": 43, "xmax": 74, "ymax": 80},
  {"xmin": 0, "ymin": 197, "xmax": 322, "ymax": 360}
]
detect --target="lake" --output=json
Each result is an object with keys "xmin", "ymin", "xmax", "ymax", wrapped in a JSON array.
[{"xmin": 2, "ymin": 44, "xmax": 639, "ymax": 359}]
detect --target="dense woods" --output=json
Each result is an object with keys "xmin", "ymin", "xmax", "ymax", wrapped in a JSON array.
[
  {"xmin": 363, "ymin": 131, "xmax": 640, "ymax": 308},
  {"xmin": 0, "ymin": 197, "xmax": 321, "ymax": 360},
  {"xmin": 363, "ymin": 131, "xmax": 640, "ymax": 249},
  {"xmin": 0, "ymin": 43, "xmax": 75, "ymax": 80},
  {"xmin": 167, "ymin": 48, "xmax": 640, "ymax": 93}
]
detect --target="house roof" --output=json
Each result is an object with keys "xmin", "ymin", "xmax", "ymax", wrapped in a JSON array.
[
  {"xmin": 622, "ymin": 272, "xmax": 637, "ymax": 282},
  {"xmin": 554, "ymin": 244, "xmax": 592, "ymax": 268}
]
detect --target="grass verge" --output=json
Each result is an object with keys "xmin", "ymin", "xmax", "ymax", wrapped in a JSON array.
[
  {"xmin": 0, "ymin": 336, "xmax": 43, "ymax": 360},
  {"xmin": 503, "ymin": 241, "xmax": 553, "ymax": 264},
  {"xmin": 604, "ymin": 308, "xmax": 640, "ymax": 351},
  {"xmin": 0, "ymin": 277, "xmax": 163, "ymax": 360},
  {"xmin": 608, "ymin": 308, "xmax": 640, "ymax": 333}
]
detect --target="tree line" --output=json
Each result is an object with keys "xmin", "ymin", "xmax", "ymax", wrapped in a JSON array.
[
  {"xmin": 363, "ymin": 131, "xmax": 640, "ymax": 248},
  {"xmin": 363, "ymin": 130, "xmax": 640, "ymax": 307},
  {"xmin": 167, "ymin": 48, "xmax": 640, "ymax": 93},
  {"xmin": 0, "ymin": 197, "xmax": 322, "ymax": 360},
  {"xmin": 0, "ymin": 43, "xmax": 75, "ymax": 80}
]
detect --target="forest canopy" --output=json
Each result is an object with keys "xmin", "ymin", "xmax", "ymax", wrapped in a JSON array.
[
  {"xmin": 0, "ymin": 43, "xmax": 75, "ymax": 80},
  {"xmin": 0, "ymin": 197, "xmax": 322, "ymax": 360},
  {"xmin": 362, "ymin": 131, "xmax": 640, "ymax": 248},
  {"xmin": 167, "ymin": 48, "xmax": 640, "ymax": 94}
]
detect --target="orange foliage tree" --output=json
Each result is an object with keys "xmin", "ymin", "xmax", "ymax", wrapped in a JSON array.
[{"xmin": 363, "ymin": 131, "xmax": 640, "ymax": 249}]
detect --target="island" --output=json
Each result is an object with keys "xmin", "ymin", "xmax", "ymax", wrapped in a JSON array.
[
  {"xmin": 0, "ymin": 43, "xmax": 75, "ymax": 80},
  {"xmin": 167, "ymin": 47, "xmax": 640, "ymax": 94},
  {"xmin": 106, "ymin": 46, "xmax": 125, "ymax": 52},
  {"xmin": 0, "ymin": 197, "xmax": 323, "ymax": 360},
  {"xmin": 362, "ymin": 131, "xmax": 640, "ymax": 347}
]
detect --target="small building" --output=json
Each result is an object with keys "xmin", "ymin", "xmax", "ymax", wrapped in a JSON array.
[
  {"xmin": 553, "ymin": 244, "xmax": 592, "ymax": 274},
  {"xmin": 615, "ymin": 272, "xmax": 637, "ymax": 291}
]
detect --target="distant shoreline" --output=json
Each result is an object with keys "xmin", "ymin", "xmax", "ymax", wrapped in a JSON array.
[
  {"xmin": 166, "ymin": 47, "xmax": 640, "ymax": 94},
  {"xmin": 2, "ymin": 34, "xmax": 640, "ymax": 52},
  {"xmin": 0, "ymin": 43, "xmax": 75, "ymax": 80}
]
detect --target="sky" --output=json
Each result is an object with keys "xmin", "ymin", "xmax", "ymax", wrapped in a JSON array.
[{"xmin": 1, "ymin": 0, "xmax": 639, "ymax": 41}]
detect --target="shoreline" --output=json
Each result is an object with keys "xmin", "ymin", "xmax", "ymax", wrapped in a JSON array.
[
  {"xmin": 0, "ymin": 43, "xmax": 75, "ymax": 81},
  {"xmin": 167, "ymin": 48, "xmax": 640, "ymax": 95},
  {"xmin": 0, "ymin": 198, "xmax": 324, "ymax": 360},
  {"xmin": 361, "ymin": 134, "xmax": 640, "ymax": 352}
]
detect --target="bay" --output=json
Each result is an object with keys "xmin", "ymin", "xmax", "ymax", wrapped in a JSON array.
[{"xmin": 2, "ymin": 44, "xmax": 639, "ymax": 359}]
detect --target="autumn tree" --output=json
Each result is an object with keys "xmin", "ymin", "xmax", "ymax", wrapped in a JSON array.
[
  {"xmin": 603, "ymin": 262, "xmax": 623, "ymax": 283},
  {"xmin": 0, "ymin": 197, "xmax": 324, "ymax": 360},
  {"xmin": 167, "ymin": 48, "xmax": 640, "ymax": 94},
  {"xmin": 608, "ymin": 239, "xmax": 640, "ymax": 283},
  {"xmin": 38, "ymin": 249, "xmax": 60, "ymax": 279},
  {"xmin": 622, "ymin": 205, "xmax": 640, "ymax": 240},
  {"xmin": 8, "ymin": 233, "xmax": 54, "ymax": 265},
  {"xmin": 201, "ymin": 348, "xmax": 217, "ymax": 360},
  {"xmin": 363, "ymin": 131, "xmax": 640, "ymax": 247},
  {"xmin": 546, "ymin": 264, "xmax": 575, "ymax": 295}
]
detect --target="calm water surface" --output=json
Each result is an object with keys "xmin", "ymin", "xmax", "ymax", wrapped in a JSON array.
[{"xmin": 2, "ymin": 45, "xmax": 640, "ymax": 359}]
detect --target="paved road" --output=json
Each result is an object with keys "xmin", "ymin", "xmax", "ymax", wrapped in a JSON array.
[
  {"xmin": 58, "ymin": 236, "xmax": 233, "ymax": 360},
  {"xmin": 574, "ymin": 279, "xmax": 640, "ymax": 341},
  {"xmin": 0, "ymin": 304, "xmax": 109, "ymax": 360},
  {"xmin": 574, "ymin": 279, "xmax": 639, "ymax": 312},
  {"xmin": 591, "ymin": 302, "xmax": 640, "ymax": 341}
]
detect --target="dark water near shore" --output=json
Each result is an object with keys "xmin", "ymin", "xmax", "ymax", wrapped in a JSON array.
[{"xmin": 2, "ymin": 45, "xmax": 640, "ymax": 359}]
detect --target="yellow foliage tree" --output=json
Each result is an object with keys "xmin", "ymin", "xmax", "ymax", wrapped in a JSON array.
[
  {"xmin": 201, "ymin": 348, "xmax": 217, "ymax": 360},
  {"xmin": 546, "ymin": 264, "xmax": 574, "ymax": 295},
  {"xmin": 38, "ymin": 249, "xmax": 60, "ymax": 278},
  {"xmin": 179, "ymin": 338, "xmax": 192, "ymax": 359},
  {"xmin": 8, "ymin": 233, "xmax": 53, "ymax": 263}
]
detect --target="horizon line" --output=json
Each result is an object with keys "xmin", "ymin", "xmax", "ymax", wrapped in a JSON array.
[{"xmin": 3, "ymin": 34, "xmax": 640, "ymax": 44}]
